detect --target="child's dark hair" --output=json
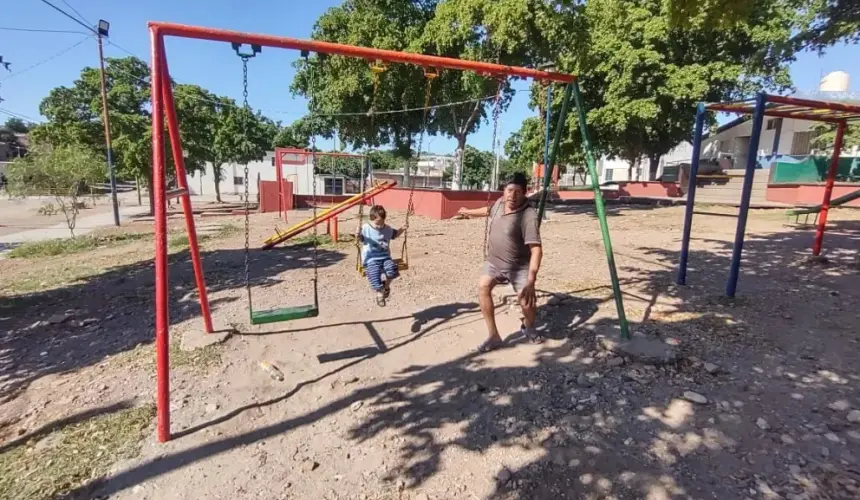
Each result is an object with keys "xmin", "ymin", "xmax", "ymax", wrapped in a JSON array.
[{"xmin": 369, "ymin": 205, "xmax": 387, "ymax": 221}]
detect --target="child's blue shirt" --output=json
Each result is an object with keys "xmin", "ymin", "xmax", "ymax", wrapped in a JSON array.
[{"xmin": 359, "ymin": 223, "xmax": 398, "ymax": 264}]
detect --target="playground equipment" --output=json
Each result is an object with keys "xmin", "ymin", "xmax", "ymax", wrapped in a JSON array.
[
  {"xmin": 787, "ymin": 187, "xmax": 860, "ymax": 224},
  {"xmin": 677, "ymin": 94, "xmax": 860, "ymax": 296},
  {"xmin": 262, "ymin": 179, "xmax": 398, "ymax": 249},
  {"xmin": 237, "ymin": 44, "xmax": 321, "ymax": 325},
  {"xmin": 148, "ymin": 21, "xmax": 628, "ymax": 442},
  {"xmin": 272, "ymin": 147, "xmax": 367, "ymax": 222}
]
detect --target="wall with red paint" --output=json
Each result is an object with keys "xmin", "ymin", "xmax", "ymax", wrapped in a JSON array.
[
  {"xmin": 556, "ymin": 182, "xmax": 682, "ymax": 201},
  {"xmin": 259, "ymin": 180, "xmax": 293, "ymax": 213},
  {"xmin": 766, "ymin": 183, "xmax": 860, "ymax": 207}
]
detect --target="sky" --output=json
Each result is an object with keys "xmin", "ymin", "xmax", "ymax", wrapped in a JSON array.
[{"xmin": 1, "ymin": 0, "xmax": 858, "ymax": 155}]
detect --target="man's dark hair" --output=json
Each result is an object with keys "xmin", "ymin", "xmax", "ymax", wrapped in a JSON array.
[
  {"xmin": 369, "ymin": 205, "xmax": 387, "ymax": 221},
  {"xmin": 505, "ymin": 172, "xmax": 528, "ymax": 190}
]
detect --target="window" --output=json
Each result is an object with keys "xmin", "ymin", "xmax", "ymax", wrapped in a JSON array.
[
  {"xmin": 604, "ymin": 168, "xmax": 614, "ymax": 182},
  {"xmin": 271, "ymin": 156, "xmax": 275, "ymax": 166},
  {"xmin": 233, "ymin": 176, "xmax": 244, "ymax": 186},
  {"xmin": 791, "ymin": 131, "xmax": 812, "ymax": 155},
  {"xmin": 766, "ymin": 119, "xmax": 777, "ymax": 130},
  {"xmin": 324, "ymin": 177, "xmax": 344, "ymax": 195}
]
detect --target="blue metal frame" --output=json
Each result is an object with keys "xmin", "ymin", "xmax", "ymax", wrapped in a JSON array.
[
  {"xmin": 725, "ymin": 92, "xmax": 767, "ymax": 297},
  {"xmin": 676, "ymin": 102, "xmax": 706, "ymax": 285}
]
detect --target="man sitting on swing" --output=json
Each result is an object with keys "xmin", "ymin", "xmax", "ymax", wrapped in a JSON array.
[{"xmin": 458, "ymin": 173, "xmax": 544, "ymax": 352}]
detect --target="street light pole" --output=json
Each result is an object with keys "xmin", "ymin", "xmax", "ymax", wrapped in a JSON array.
[{"xmin": 96, "ymin": 20, "xmax": 120, "ymax": 226}]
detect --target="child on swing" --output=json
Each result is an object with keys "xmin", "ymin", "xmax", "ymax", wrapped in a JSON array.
[{"xmin": 356, "ymin": 205, "xmax": 406, "ymax": 306}]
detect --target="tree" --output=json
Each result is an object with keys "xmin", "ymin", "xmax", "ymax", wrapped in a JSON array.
[
  {"xmin": 32, "ymin": 56, "xmax": 152, "ymax": 201},
  {"xmin": 291, "ymin": 0, "xmax": 436, "ymax": 155},
  {"xmin": 3, "ymin": 117, "xmax": 32, "ymax": 133},
  {"xmin": 6, "ymin": 144, "xmax": 105, "ymax": 237},
  {"xmin": 792, "ymin": 0, "xmax": 860, "ymax": 50},
  {"xmin": 212, "ymin": 103, "xmax": 275, "ymax": 202},
  {"xmin": 507, "ymin": 0, "xmax": 798, "ymax": 181},
  {"xmin": 811, "ymin": 123, "xmax": 860, "ymax": 153},
  {"xmin": 272, "ymin": 118, "xmax": 313, "ymax": 149},
  {"xmin": 460, "ymin": 145, "xmax": 493, "ymax": 189}
]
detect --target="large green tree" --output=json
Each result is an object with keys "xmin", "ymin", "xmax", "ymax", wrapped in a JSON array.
[
  {"xmin": 3, "ymin": 117, "xmax": 32, "ymax": 133},
  {"xmin": 291, "ymin": 0, "xmax": 437, "ymax": 156},
  {"xmin": 508, "ymin": 0, "xmax": 798, "ymax": 180},
  {"xmin": 212, "ymin": 103, "xmax": 276, "ymax": 202}
]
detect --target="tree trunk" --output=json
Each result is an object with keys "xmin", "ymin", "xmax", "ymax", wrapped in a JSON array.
[
  {"xmin": 453, "ymin": 135, "xmax": 467, "ymax": 191},
  {"xmin": 648, "ymin": 155, "xmax": 661, "ymax": 181},
  {"xmin": 147, "ymin": 170, "xmax": 155, "ymax": 216},
  {"xmin": 213, "ymin": 165, "xmax": 223, "ymax": 203}
]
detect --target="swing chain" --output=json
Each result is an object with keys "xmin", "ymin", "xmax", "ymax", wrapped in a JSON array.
[
  {"xmin": 482, "ymin": 79, "xmax": 504, "ymax": 259},
  {"xmin": 241, "ymin": 55, "xmax": 252, "ymax": 304},
  {"xmin": 306, "ymin": 54, "xmax": 320, "ymax": 290},
  {"xmin": 405, "ymin": 72, "xmax": 435, "ymax": 230}
]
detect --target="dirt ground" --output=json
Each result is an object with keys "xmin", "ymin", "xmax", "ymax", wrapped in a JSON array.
[{"xmin": 2, "ymin": 200, "xmax": 860, "ymax": 500}]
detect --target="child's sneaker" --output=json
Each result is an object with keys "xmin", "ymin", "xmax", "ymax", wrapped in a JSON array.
[
  {"xmin": 376, "ymin": 290, "xmax": 386, "ymax": 307},
  {"xmin": 382, "ymin": 280, "xmax": 391, "ymax": 299}
]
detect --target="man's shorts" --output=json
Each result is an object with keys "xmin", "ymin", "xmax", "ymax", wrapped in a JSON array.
[{"xmin": 482, "ymin": 261, "xmax": 530, "ymax": 292}]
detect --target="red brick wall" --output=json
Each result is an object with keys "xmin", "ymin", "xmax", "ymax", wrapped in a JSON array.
[
  {"xmin": 766, "ymin": 183, "xmax": 860, "ymax": 207},
  {"xmin": 259, "ymin": 180, "xmax": 293, "ymax": 213}
]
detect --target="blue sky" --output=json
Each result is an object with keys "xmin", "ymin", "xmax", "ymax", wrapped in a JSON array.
[{"xmin": 1, "ymin": 0, "xmax": 857, "ymax": 154}]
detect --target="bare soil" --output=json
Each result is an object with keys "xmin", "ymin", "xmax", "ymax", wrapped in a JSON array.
[{"xmin": 2, "ymin": 202, "xmax": 860, "ymax": 500}]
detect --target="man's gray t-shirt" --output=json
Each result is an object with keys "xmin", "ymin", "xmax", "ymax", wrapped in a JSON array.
[{"xmin": 486, "ymin": 198, "xmax": 541, "ymax": 271}]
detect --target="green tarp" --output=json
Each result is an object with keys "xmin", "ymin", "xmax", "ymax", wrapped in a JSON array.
[{"xmin": 771, "ymin": 156, "xmax": 860, "ymax": 184}]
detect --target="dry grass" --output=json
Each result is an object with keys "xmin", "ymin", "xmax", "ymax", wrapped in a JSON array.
[{"xmin": 0, "ymin": 404, "xmax": 154, "ymax": 500}]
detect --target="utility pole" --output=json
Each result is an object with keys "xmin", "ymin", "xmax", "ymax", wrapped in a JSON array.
[
  {"xmin": 38, "ymin": 2, "xmax": 120, "ymax": 225},
  {"xmin": 96, "ymin": 20, "xmax": 120, "ymax": 226}
]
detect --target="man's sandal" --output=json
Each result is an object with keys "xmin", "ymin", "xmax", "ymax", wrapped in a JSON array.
[{"xmin": 476, "ymin": 337, "xmax": 504, "ymax": 353}]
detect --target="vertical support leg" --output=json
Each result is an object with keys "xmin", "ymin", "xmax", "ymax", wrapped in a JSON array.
[
  {"xmin": 536, "ymin": 84, "xmax": 572, "ymax": 223},
  {"xmin": 540, "ymin": 84, "xmax": 553, "ymax": 209},
  {"xmin": 160, "ymin": 41, "xmax": 214, "ymax": 335},
  {"xmin": 726, "ymin": 92, "xmax": 766, "ymax": 297},
  {"xmin": 332, "ymin": 217, "xmax": 339, "ymax": 246},
  {"xmin": 149, "ymin": 27, "xmax": 170, "ymax": 443},
  {"xmin": 572, "ymin": 81, "xmax": 630, "ymax": 339},
  {"xmin": 677, "ymin": 103, "xmax": 706, "ymax": 285},
  {"xmin": 812, "ymin": 121, "xmax": 846, "ymax": 256}
]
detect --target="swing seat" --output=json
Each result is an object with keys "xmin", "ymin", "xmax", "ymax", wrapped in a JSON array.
[
  {"xmin": 250, "ymin": 304, "xmax": 319, "ymax": 325},
  {"xmin": 358, "ymin": 258, "xmax": 408, "ymax": 277}
]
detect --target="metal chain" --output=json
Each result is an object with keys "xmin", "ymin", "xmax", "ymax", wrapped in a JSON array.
[
  {"xmin": 307, "ymin": 55, "xmax": 320, "ymax": 292},
  {"xmin": 482, "ymin": 79, "xmax": 504, "ymax": 259},
  {"xmin": 241, "ymin": 56, "xmax": 252, "ymax": 306}
]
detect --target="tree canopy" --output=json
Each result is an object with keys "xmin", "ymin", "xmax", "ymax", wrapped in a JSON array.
[{"xmin": 3, "ymin": 117, "xmax": 32, "ymax": 133}]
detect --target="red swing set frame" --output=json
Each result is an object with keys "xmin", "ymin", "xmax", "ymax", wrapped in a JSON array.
[{"xmin": 148, "ymin": 21, "xmax": 575, "ymax": 442}]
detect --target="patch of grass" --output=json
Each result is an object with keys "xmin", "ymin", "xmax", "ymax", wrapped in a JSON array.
[
  {"xmin": 287, "ymin": 233, "xmax": 352, "ymax": 248},
  {"xmin": 169, "ymin": 223, "xmax": 240, "ymax": 248},
  {"xmin": 111, "ymin": 337, "xmax": 222, "ymax": 372},
  {"xmin": 0, "ymin": 404, "xmax": 154, "ymax": 500},
  {"xmin": 7, "ymin": 233, "xmax": 150, "ymax": 259}
]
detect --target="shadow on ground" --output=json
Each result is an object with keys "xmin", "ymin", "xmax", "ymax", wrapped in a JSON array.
[
  {"xmin": 20, "ymin": 216, "xmax": 860, "ymax": 499},
  {"xmin": 0, "ymin": 245, "xmax": 345, "ymax": 404}
]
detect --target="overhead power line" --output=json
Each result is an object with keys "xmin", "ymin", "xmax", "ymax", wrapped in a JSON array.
[
  {"xmin": 59, "ymin": 0, "xmax": 93, "ymax": 27},
  {"xmin": 0, "ymin": 107, "xmax": 43, "ymax": 123},
  {"xmin": 37, "ymin": 0, "xmax": 96, "ymax": 34},
  {"xmin": 1, "ymin": 36, "xmax": 92, "ymax": 81},
  {"xmin": 0, "ymin": 26, "xmax": 90, "ymax": 35}
]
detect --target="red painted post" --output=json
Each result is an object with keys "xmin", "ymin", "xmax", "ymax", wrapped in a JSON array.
[
  {"xmin": 812, "ymin": 121, "xmax": 846, "ymax": 256},
  {"xmin": 326, "ymin": 218, "xmax": 331, "ymax": 235},
  {"xmin": 160, "ymin": 44, "xmax": 214, "ymax": 334},
  {"xmin": 275, "ymin": 151, "xmax": 287, "ymax": 222},
  {"xmin": 332, "ymin": 217, "xmax": 339, "ymax": 244},
  {"xmin": 149, "ymin": 27, "xmax": 170, "ymax": 443}
]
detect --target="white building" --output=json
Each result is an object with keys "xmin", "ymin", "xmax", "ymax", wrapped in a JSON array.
[{"xmin": 187, "ymin": 151, "xmax": 362, "ymax": 200}]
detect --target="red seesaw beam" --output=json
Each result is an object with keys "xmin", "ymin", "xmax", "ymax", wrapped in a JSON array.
[{"xmin": 148, "ymin": 22, "xmax": 576, "ymax": 84}]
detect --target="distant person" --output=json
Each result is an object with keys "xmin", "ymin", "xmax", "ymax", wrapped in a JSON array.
[
  {"xmin": 457, "ymin": 172, "xmax": 543, "ymax": 352},
  {"xmin": 356, "ymin": 205, "xmax": 407, "ymax": 307}
]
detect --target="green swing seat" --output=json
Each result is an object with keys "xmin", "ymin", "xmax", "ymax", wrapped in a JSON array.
[{"xmin": 250, "ymin": 303, "xmax": 319, "ymax": 325}]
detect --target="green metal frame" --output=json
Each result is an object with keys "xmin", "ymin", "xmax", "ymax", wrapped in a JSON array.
[{"xmin": 535, "ymin": 82, "xmax": 630, "ymax": 339}]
